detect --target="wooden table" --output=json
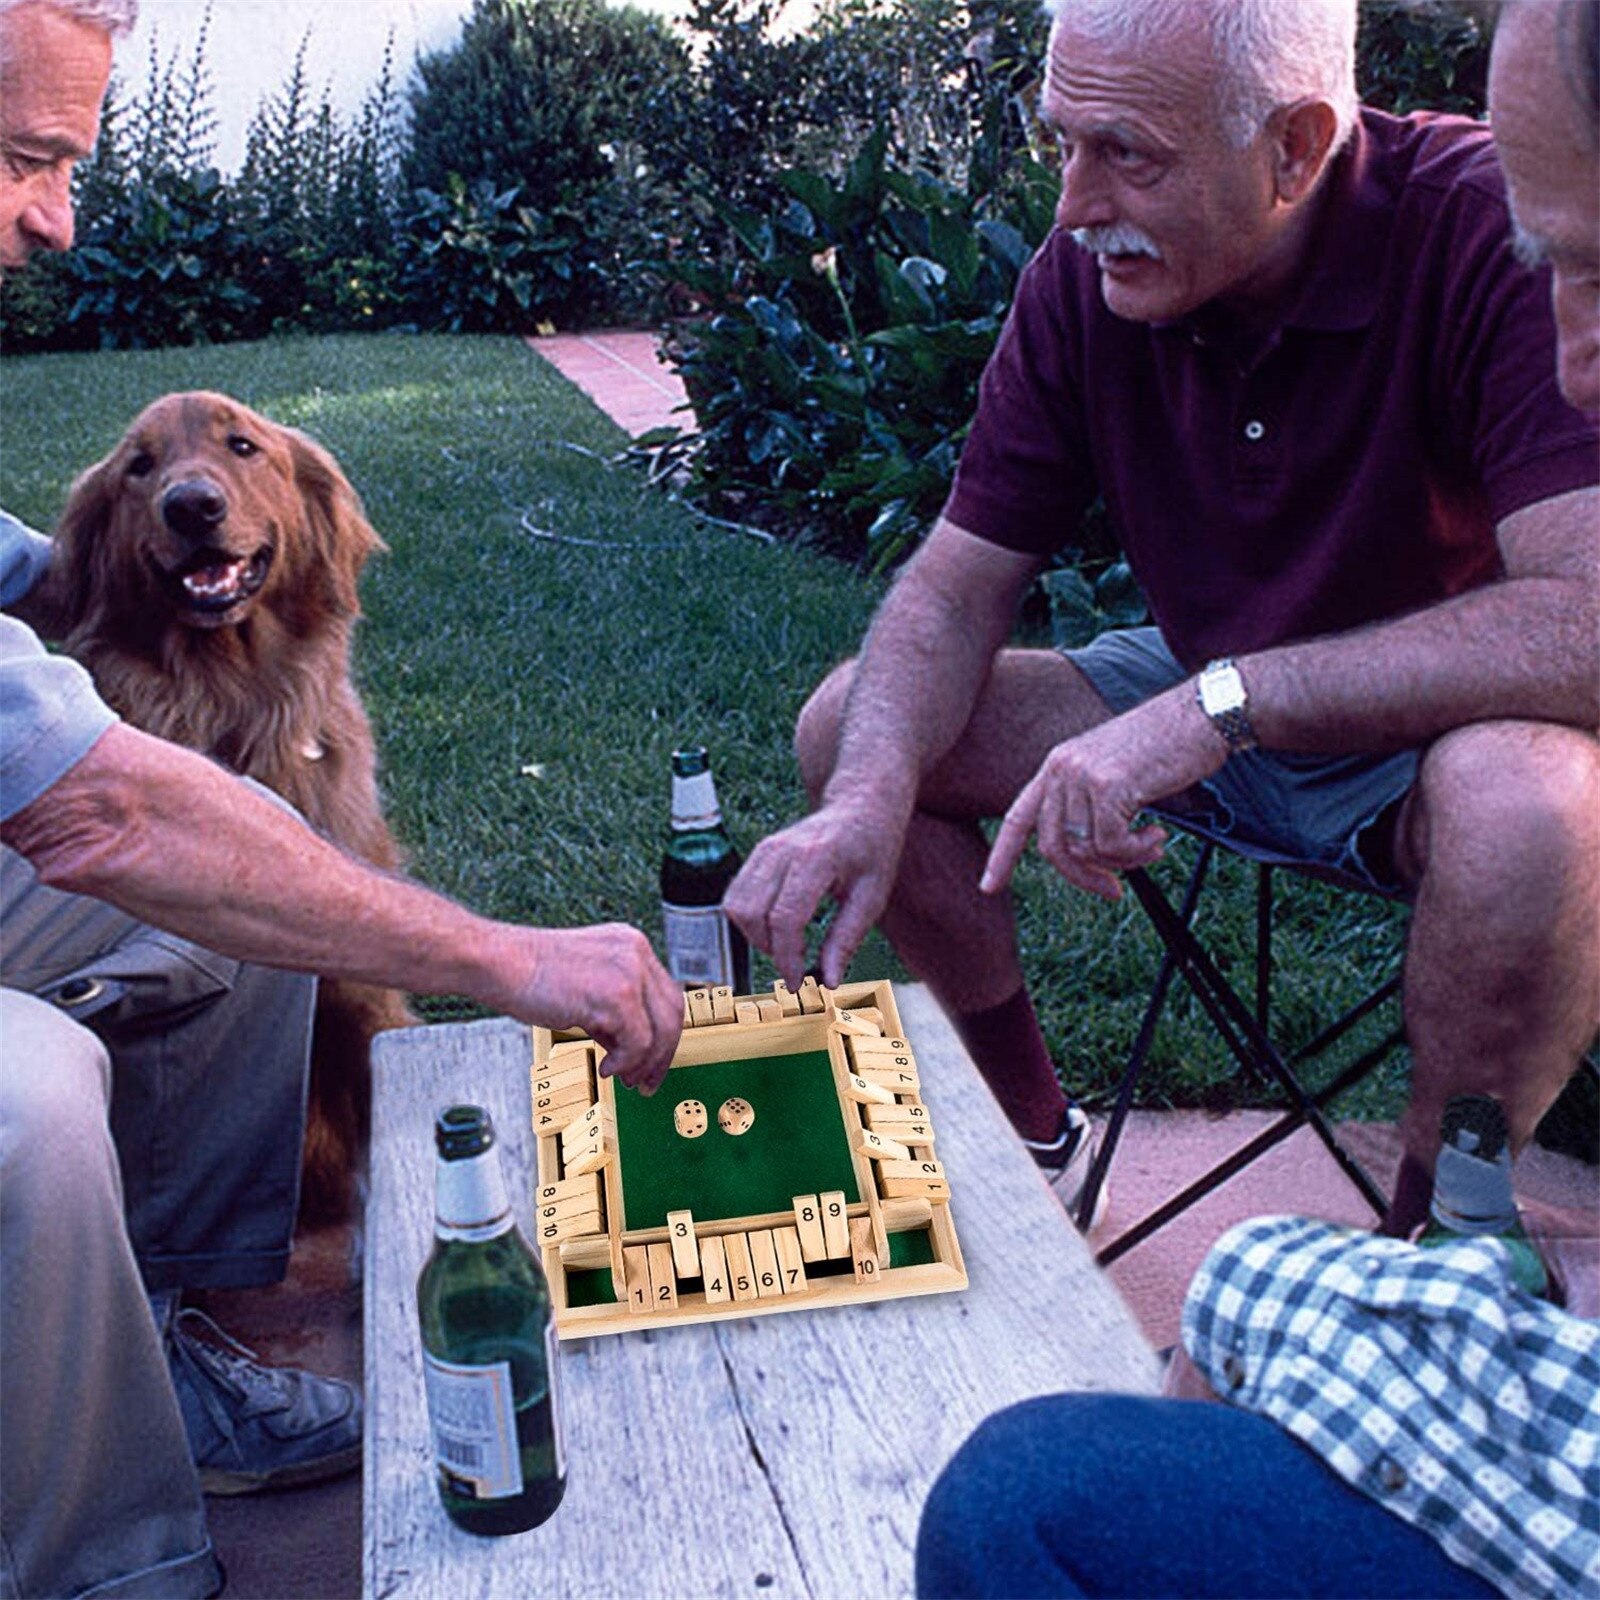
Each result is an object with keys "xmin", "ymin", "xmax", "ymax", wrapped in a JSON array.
[{"xmin": 365, "ymin": 987, "xmax": 1161, "ymax": 1599}]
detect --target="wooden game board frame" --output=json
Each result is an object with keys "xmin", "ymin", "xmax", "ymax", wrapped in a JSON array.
[{"xmin": 531, "ymin": 978, "xmax": 967, "ymax": 1338}]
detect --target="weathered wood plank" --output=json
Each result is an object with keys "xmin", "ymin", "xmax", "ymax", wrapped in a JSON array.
[
  {"xmin": 707, "ymin": 986, "xmax": 1162, "ymax": 1597},
  {"xmin": 365, "ymin": 990, "xmax": 1161, "ymax": 1600},
  {"xmin": 364, "ymin": 1018, "xmax": 811, "ymax": 1600}
]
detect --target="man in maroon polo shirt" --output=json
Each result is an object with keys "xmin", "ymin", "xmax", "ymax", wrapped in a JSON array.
[{"xmin": 726, "ymin": 0, "xmax": 1598, "ymax": 1233}]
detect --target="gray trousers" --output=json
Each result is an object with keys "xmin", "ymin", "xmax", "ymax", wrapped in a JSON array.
[{"xmin": 0, "ymin": 848, "xmax": 316, "ymax": 1598}]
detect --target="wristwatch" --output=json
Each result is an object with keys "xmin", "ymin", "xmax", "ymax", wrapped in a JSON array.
[{"xmin": 1196, "ymin": 658, "xmax": 1257, "ymax": 752}]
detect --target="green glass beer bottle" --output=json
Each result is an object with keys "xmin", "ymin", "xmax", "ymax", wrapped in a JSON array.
[
  {"xmin": 1417, "ymin": 1094, "xmax": 1550, "ymax": 1300},
  {"xmin": 660, "ymin": 745, "xmax": 751, "ymax": 993},
  {"xmin": 417, "ymin": 1104, "xmax": 567, "ymax": 1535}
]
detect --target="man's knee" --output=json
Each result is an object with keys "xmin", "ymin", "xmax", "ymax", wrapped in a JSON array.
[
  {"xmin": 0, "ymin": 991, "xmax": 116, "ymax": 1207},
  {"xmin": 795, "ymin": 658, "xmax": 857, "ymax": 803},
  {"xmin": 1409, "ymin": 721, "xmax": 1599, "ymax": 902}
]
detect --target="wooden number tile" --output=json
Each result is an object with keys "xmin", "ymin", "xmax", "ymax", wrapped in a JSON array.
[
  {"xmin": 877, "ymin": 1159, "xmax": 951, "ymax": 1200},
  {"xmin": 532, "ymin": 1059, "xmax": 592, "ymax": 1097},
  {"xmin": 848, "ymin": 1035, "xmax": 914, "ymax": 1062},
  {"xmin": 532, "ymin": 1078, "xmax": 593, "ymax": 1117},
  {"xmin": 819, "ymin": 1191, "xmax": 851, "ymax": 1258},
  {"xmin": 682, "ymin": 992, "xmax": 693, "ymax": 1027},
  {"xmin": 734, "ymin": 1001, "xmax": 761, "ymax": 1026},
  {"xmin": 841, "ymin": 1073, "xmax": 896, "ymax": 1107},
  {"xmin": 646, "ymin": 1242, "xmax": 680, "ymax": 1312},
  {"xmin": 773, "ymin": 1225, "xmax": 808, "ymax": 1295},
  {"xmin": 560, "ymin": 1102, "xmax": 607, "ymax": 1154},
  {"xmin": 700, "ymin": 1235, "xmax": 731, "ymax": 1304},
  {"xmin": 536, "ymin": 1174, "xmax": 601, "ymax": 1210},
  {"xmin": 536, "ymin": 1208, "xmax": 602, "ymax": 1247},
  {"xmin": 538, "ymin": 1188, "xmax": 606, "ymax": 1222},
  {"xmin": 792, "ymin": 1194, "xmax": 827, "ymax": 1263},
  {"xmin": 772, "ymin": 979, "xmax": 802, "ymax": 1017},
  {"xmin": 724, "ymin": 1233, "xmax": 758, "ymax": 1302},
  {"xmin": 864, "ymin": 1109, "xmax": 935, "ymax": 1146},
  {"xmin": 624, "ymin": 1246, "xmax": 652, "ymax": 1315},
  {"xmin": 533, "ymin": 1104, "xmax": 578, "ymax": 1138},
  {"xmin": 685, "ymin": 988, "xmax": 715, "ymax": 1027},
  {"xmin": 666, "ymin": 1209, "xmax": 701, "ymax": 1280},
  {"xmin": 849, "ymin": 1215, "xmax": 882, "ymax": 1285},
  {"xmin": 879, "ymin": 1196, "xmax": 935, "ymax": 1231},
  {"xmin": 546, "ymin": 1039, "xmax": 593, "ymax": 1062},
  {"xmin": 747, "ymin": 1229, "xmax": 784, "ymax": 1298},
  {"xmin": 854, "ymin": 1063, "xmax": 921, "ymax": 1092},
  {"xmin": 562, "ymin": 1139, "xmax": 610, "ymax": 1180},
  {"xmin": 711, "ymin": 986, "xmax": 736, "ymax": 1024},
  {"xmin": 756, "ymin": 998, "xmax": 783, "ymax": 1023},
  {"xmin": 864, "ymin": 1100, "xmax": 931, "ymax": 1127},
  {"xmin": 561, "ymin": 1108, "xmax": 611, "ymax": 1178},
  {"xmin": 829, "ymin": 1006, "xmax": 882, "ymax": 1038},
  {"xmin": 850, "ymin": 1124, "xmax": 912, "ymax": 1163},
  {"xmin": 797, "ymin": 976, "xmax": 826, "ymax": 1014}
]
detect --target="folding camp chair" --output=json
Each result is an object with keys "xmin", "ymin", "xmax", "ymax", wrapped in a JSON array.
[{"xmin": 1076, "ymin": 842, "xmax": 1409, "ymax": 1265}]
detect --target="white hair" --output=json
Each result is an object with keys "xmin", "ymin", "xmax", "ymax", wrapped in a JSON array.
[
  {"xmin": 0, "ymin": 0, "xmax": 137, "ymax": 37},
  {"xmin": 0, "ymin": 0, "xmax": 135, "ymax": 73},
  {"xmin": 1047, "ymin": 0, "xmax": 1360, "ymax": 152}
]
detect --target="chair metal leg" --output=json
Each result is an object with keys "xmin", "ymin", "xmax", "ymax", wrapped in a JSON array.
[
  {"xmin": 1093, "ymin": 865, "xmax": 1395, "ymax": 1256},
  {"xmin": 1073, "ymin": 844, "xmax": 1217, "ymax": 1231}
]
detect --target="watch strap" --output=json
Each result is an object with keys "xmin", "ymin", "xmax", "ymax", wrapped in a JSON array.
[{"xmin": 1197, "ymin": 658, "xmax": 1257, "ymax": 753}]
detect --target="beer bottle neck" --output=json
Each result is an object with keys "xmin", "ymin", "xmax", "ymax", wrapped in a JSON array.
[
  {"xmin": 671, "ymin": 769, "xmax": 722, "ymax": 832},
  {"xmin": 434, "ymin": 1146, "xmax": 515, "ymax": 1243}
]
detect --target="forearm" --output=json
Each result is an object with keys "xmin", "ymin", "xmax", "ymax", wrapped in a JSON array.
[
  {"xmin": 2, "ymin": 723, "xmax": 535, "ymax": 1009},
  {"xmin": 1241, "ymin": 572, "xmax": 1599, "ymax": 753}
]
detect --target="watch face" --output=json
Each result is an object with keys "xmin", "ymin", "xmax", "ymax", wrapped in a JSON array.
[{"xmin": 1200, "ymin": 664, "xmax": 1245, "ymax": 716}]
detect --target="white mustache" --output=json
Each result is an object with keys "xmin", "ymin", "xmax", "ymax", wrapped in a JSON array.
[{"xmin": 1070, "ymin": 223, "xmax": 1163, "ymax": 261}]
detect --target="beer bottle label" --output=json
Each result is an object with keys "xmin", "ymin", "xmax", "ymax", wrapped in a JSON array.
[
  {"xmin": 422, "ymin": 1352, "xmax": 523, "ymax": 1501},
  {"xmin": 662, "ymin": 901, "xmax": 735, "ymax": 988}
]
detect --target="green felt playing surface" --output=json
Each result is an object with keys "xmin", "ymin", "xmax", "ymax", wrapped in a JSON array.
[{"xmin": 612, "ymin": 1049, "xmax": 861, "ymax": 1231}]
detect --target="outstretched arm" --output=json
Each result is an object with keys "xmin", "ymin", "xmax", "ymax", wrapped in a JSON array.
[{"xmin": 2, "ymin": 722, "xmax": 684, "ymax": 1089}]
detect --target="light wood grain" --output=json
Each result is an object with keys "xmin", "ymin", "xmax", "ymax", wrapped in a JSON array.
[{"xmin": 366, "ymin": 987, "xmax": 1160, "ymax": 1599}]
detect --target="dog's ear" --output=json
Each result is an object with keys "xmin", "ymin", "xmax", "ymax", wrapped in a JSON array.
[
  {"xmin": 27, "ymin": 452, "xmax": 128, "ymax": 642},
  {"xmin": 284, "ymin": 425, "xmax": 386, "ymax": 618}
]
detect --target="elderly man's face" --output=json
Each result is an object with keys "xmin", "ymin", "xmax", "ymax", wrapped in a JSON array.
[
  {"xmin": 0, "ymin": 1, "xmax": 112, "ymax": 274},
  {"xmin": 1041, "ymin": 18, "xmax": 1289, "ymax": 323},
  {"xmin": 1490, "ymin": 6, "xmax": 1600, "ymax": 414}
]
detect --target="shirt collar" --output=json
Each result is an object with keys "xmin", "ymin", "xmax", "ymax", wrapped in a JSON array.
[
  {"xmin": 1162, "ymin": 110, "xmax": 1394, "ymax": 347},
  {"xmin": 1275, "ymin": 112, "xmax": 1394, "ymax": 333}
]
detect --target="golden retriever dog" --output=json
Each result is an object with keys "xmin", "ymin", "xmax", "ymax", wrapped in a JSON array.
[{"xmin": 39, "ymin": 390, "xmax": 413, "ymax": 1225}]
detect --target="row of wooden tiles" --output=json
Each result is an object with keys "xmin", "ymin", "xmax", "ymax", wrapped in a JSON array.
[
  {"xmin": 681, "ymin": 975, "xmax": 837, "ymax": 1028},
  {"xmin": 625, "ymin": 1199, "xmax": 886, "ymax": 1314}
]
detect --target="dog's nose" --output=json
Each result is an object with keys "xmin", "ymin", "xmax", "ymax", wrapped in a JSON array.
[{"xmin": 161, "ymin": 480, "xmax": 228, "ymax": 542}]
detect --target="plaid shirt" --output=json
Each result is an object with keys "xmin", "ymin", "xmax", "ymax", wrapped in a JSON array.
[{"xmin": 1182, "ymin": 1215, "xmax": 1599, "ymax": 1599}]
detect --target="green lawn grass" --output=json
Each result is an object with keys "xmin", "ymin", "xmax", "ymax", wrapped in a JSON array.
[{"xmin": 2, "ymin": 331, "xmax": 1420, "ymax": 1121}]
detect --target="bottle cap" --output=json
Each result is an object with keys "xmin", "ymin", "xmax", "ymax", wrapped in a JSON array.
[
  {"xmin": 435, "ymin": 1103, "xmax": 495, "ymax": 1160},
  {"xmin": 1430, "ymin": 1094, "xmax": 1516, "ymax": 1234}
]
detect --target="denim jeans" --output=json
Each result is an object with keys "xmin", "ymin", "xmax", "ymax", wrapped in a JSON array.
[{"xmin": 915, "ymin": 1394, "xmax": 1497, "ymax": 1598}]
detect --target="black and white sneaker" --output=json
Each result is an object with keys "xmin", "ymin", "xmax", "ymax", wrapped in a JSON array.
[{"xmin": 1024, "ymin": 1104, "xmax": 1108, "ymax": 1230}]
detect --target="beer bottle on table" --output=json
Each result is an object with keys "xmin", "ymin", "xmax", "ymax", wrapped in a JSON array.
[
  {"xmin": 1417, "ymin": 1094, "xmax": 1550, "ymax": 1300},
  {"xmin": 660, "ymin": 744, "xmax": 751, "ymax": 993},
  {"xmin": 417, "ymin": 1104, "xmax": 567, "ymax": 1535}
]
